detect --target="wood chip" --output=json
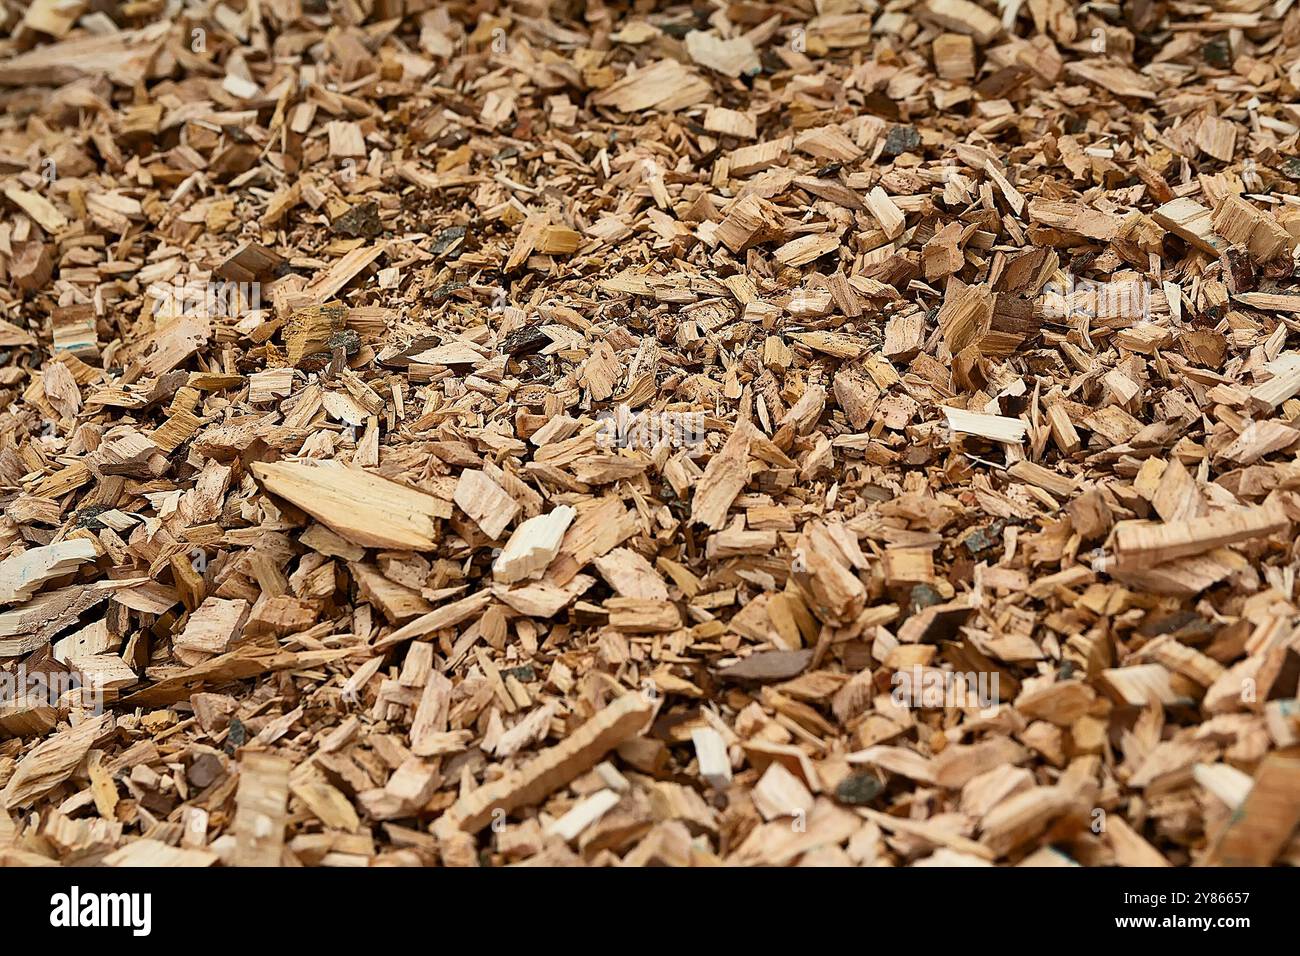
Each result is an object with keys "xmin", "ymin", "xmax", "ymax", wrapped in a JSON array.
[{"xmin": 1, "ymin": 0, "xmax": 1298, "ymax": 871}]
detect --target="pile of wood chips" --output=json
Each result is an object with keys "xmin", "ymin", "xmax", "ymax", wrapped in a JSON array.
[{"xmin": 2, "ymin": 0, "xmax": 1300, "ymax": 868}]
